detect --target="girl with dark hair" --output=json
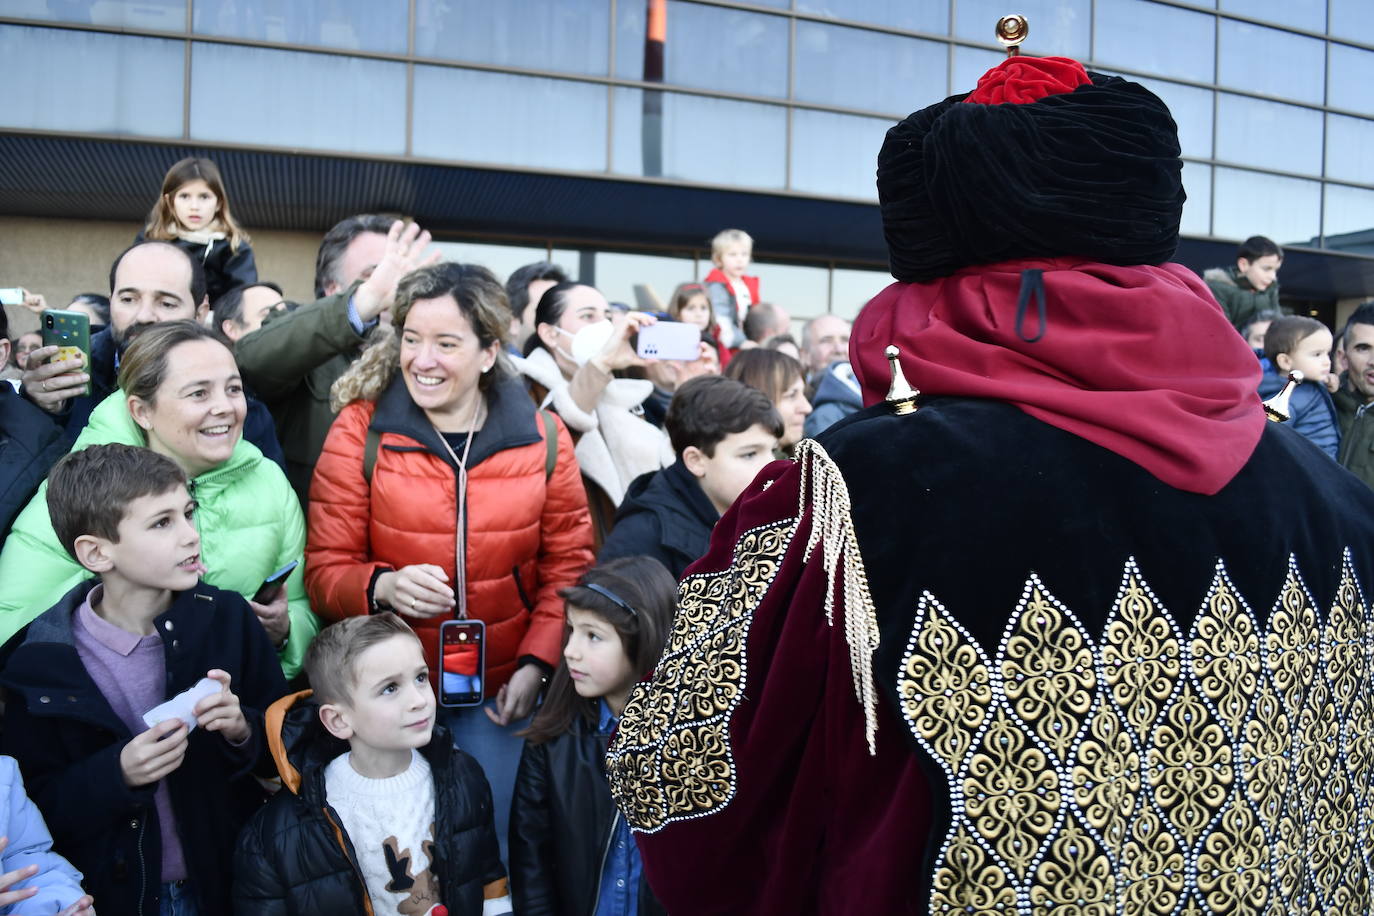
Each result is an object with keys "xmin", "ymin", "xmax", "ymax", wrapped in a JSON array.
[
  {"xmin": 509, "ymin": 556, "xmax": 673, "ymax": 916},
  {"xmin": 139, "ymin": 157, "xmax": 257, "ymax": 304}
]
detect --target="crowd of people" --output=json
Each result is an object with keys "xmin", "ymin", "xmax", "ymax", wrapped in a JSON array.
[
  {"xmin": 0, "ymin": 129, "xmax": 1372, "ymax": 915},
  {"xmin": 0, "ymin": 152, "xmax": 874, "ymax": 915}
]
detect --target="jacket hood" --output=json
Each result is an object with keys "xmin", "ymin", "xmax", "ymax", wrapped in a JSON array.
[
  {"xmin": 265, "ymin": 690, "xmax": 348, "ymax": 796},
  {"xmin": 811, "ymin": 362, "xmax": 863, "ymax": 410},
  {"xmin": 264, "ymin": 689, "xmax": 455, "ymax": 798},
  {"xmin": 514, "ymin": 347, "xmax": 654, "ymax": 411},
  {"xmin": 621, "ymin": 460, "xmax": 718, "ymax": 534},
  {"xmin": 1203, "ymin": 265, "xmax": 1259, "ymax": 292},
  {"xmin": 370, "ymin": 372, "xmax": 543, "ymax": 471}
]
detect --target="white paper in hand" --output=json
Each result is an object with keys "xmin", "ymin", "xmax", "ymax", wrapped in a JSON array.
[{"xmin": 142, "ymin": 677, "xmax": 221, "ymax": 731}]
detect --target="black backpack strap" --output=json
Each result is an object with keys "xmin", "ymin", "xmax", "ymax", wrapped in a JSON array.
[
  {"xmin": 540, "ymin": 409, "xmax": 558, "ymax": 481},
  {"xmin": 363, "ymin": 426, "xmax": 380, "ymax": 485}
]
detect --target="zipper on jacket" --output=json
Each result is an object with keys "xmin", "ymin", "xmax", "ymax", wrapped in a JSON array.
[
  {"xmin": 512, "ymin": 566, "xmax": 534, "ymax": 611},
  {"xmin": 589, "ymin": 810, "xmax": 620, "ymax": 915},
  {"xmin": 136, "ymin": 814, "xmax": 148, "ymax": 916},
  {"xmin": 323, "ymin": 804, "xmax": 376, "ymax": 916}
]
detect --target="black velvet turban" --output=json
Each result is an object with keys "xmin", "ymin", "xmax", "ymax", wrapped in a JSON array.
[{"xmin": 876, "ymin": 71, "xmax": 1185, "ymax": 283}]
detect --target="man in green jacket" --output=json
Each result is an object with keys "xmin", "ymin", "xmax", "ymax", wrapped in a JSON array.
[
  {"xmin": 233, "ymin": 215, "xmax": 437, "ymax": 504},
  {"xmin": 1335, "ymin": 302, "xmax": 1374, "ymax": 489},
  {"xmin": 1203, "ymin": 235, "xmax": 1285, "ymax": 332}
]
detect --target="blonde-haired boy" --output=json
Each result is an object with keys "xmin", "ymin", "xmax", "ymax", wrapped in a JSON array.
[
  {"xmin": 703, "ymin": 228, "xmax": 761, "ymax": 348},
  {"xmin": 235, "ymin": 614, "xmax": 513, "ymax": 915}
]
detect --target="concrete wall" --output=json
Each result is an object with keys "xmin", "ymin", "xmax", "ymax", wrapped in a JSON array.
[{"xmin": 1, "ymin": 216, "xmax": 321, "ymax": 337}]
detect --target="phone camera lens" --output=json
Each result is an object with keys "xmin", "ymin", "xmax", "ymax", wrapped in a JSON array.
[{"xmin": 45, "ymin": 316, "xmax": 53, "ymax": 327}]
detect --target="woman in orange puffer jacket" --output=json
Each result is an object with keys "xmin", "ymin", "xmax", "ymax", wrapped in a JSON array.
[{"xmin": 306, "ymin": 261, "xmax": 594, "ymax": 855}]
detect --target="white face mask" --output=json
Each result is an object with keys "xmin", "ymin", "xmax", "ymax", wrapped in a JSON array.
[{"xmin": 555, "ymin": 319, "xmax": 615, "ymax": 366}]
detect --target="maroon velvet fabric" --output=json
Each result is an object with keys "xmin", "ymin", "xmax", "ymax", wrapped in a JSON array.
[
  {"xmin": 963, "ymin": 55, "xmax": 1090, "ymax": 105},
  {"xmin": 634, "ymin": 460, "xmax": 933, "ymax": 914},
  {"xmin": 850, "ymin": 258, "xmax": 1265, "ymax": 495}
]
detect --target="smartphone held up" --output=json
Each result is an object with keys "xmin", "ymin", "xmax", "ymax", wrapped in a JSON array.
[
  {"xmin": 439, "ymin": 619, "xmax": 486, "ymax": 707},
  {"xmin": 41, "ymin": 309, "xmax": 92, "ymax": 396}
]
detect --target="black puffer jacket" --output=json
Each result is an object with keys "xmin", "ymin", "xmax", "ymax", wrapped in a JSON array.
[
  {"xmin": 509, "ymin": 710, "xmax": 665, "ymax": 916},
  {"xmin": 0, "ymin": 384, "xmax": 65, "ymax": 550},
  {"xmin": 597, "ymin": 459, "xmax": 718, "ymax": 579},
  {"xmin": 232, "ymin": 691, "xmax": 509, "ymax": 915}
]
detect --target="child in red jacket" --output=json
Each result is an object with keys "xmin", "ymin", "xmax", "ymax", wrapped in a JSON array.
[{"xmin": 703, "ymin": 228, "xmax": 760, "ymax": 349}]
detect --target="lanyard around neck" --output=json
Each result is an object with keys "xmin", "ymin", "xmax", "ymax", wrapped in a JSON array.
[{"xmin": 431, "ymin": 396, "xmax": 482, "ymax": 619}]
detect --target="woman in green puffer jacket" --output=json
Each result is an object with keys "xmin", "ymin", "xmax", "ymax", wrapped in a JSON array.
[{"xmin": 0, "ymin": 321, "xmax": 319, "ymax": 678}]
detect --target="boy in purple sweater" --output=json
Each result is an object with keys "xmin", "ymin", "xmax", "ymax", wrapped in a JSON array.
[{"xmin": 0, "ymin": 444, "xmax": 287, "ymax": 916}]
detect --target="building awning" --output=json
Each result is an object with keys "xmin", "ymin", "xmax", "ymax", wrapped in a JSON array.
[{"xmin": 2, "ymin": 132, "xmax": 1372, "ymax": 302}]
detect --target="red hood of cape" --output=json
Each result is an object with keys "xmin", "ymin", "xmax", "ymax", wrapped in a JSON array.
[{"xmin": 850, "ymin": 258, "xmax": 1265, "ymax": 495}]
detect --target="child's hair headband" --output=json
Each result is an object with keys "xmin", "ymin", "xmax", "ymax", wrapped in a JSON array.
[{"xmin": 585, "ymin": 582, "xmax": 639, "ymax": 618}]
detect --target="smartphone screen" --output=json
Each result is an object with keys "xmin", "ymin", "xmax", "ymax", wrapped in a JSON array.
[{"xmin": 439, "ymin": 619, "xmax": 486, "ymax": 707}]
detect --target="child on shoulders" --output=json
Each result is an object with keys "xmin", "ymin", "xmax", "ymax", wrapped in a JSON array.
[
  {"xmin": 138, "ymin": 157, "xmax": 256, "ymax": 305},
  {"xmin": 0, "ymin": 444, "xmax": 288, "ymax": 916},
  {"xmin": 234, "ymin": 613, "xmax": 513, "ymax": 916},
  {"xmin": 509, "ymin": 557, "xmax": 675, "ymax": 916},
  {"xmin": 1259, "ymin": 315, "xmax": 1340, "ymax": 459},
  {"xmin": 702, "ymin": 229, "xmax": 760, "ymax": 350}
]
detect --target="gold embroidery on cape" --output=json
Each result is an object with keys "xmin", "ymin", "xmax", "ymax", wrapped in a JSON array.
[
  {"xmin": 901, "ymin": 553, "xmax": 1373, "ymax": 914},
  {"xmin": 606, "ymin": 519, "xmax": 793, "ymax": 833}
]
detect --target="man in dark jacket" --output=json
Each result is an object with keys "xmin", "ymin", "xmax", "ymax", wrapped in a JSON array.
[
  {"xmin": 599, "ymin": 375, "xmax": 780, "ymax": 578},
  {"xmin": 16, "ymin": 241, "xmax": 284, "ymax": 467},
  {"xmin": 233, "ymin": 214, "xmax": 438, "ymax": 503},
  {"xmin": 0, "ymin": 308, "xmax": 66, "ymax": 549},
  {"xmin": 1335, "ymin": 302, "xmax": 1374, "ymax": 488}
]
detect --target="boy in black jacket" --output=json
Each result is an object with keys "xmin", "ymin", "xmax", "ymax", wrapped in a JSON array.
[
  {"xmin": 599, "ymin": 375, "xmax": 781, "ymax": 578},
  {"xmin": 0, "ymin": 444, "xmax": 287, "ymax": 916},
  {"xmin": 234, "ymin": 613, "xmax": 513, "ymax": 915}
]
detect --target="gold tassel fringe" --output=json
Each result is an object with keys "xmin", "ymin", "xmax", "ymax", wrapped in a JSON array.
[{"xmin": 794, "ymin": 439, "xmax": 881, "ymax": 755}]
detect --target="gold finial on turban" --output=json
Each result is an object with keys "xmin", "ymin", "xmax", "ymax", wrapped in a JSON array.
[
  {"xmin": 885, "ymin": 346, "xmax": 920, "ymax": 415},
  {"xmin": 1263, "ymin": 370, "xmax": 1304, "ymax": 422},
  {"xmin": 996, "ymin": 14, "xmax": 1029, "ymax": 57}
]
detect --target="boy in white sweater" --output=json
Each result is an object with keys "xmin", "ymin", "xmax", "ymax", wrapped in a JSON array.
[{"xmin": 234, "ymin": 614, "xmax": 512, "ymax": 916}]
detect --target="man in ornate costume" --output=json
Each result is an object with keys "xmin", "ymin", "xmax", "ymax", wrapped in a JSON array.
[{"xmin": 607, "ymin": 28, "xmax": 1374, "ymax": 916}]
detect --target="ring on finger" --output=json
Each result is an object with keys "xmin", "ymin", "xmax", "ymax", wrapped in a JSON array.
[
  {"xmin": 410, "ymin": 596, "xmax": 417, "ymax": 609},
  {"xmin": 42, "ymin": 380, "xmax": 49, "ymax": 391}
]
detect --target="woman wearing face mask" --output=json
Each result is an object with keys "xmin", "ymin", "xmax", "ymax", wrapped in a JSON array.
[
  {"xmin": 513, "ymin": 282, "xmax": 673, "ymax": 545},
  {"xmin": 0, "ymin": 320, "xmax": 319, "ymax": 679}
]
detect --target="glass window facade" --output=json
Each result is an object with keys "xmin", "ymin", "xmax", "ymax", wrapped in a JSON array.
[
  {"xmin": 190, "ymin": 44, "xmax": 407, "ymax": 154},
  {"xmin": 1213, "ymin": 168, "xmax": 1321, "ymax": 246},
  {"xmin": 4, "ymin": 1, "xmax": 1374, "ymax": 251},
  {"xmin": 614, "ymin": 1, "xmax": 789, "ymax": 98},
  {"xmin": 1217, "ymin": 20, "xmax": 1324, "ymax": 105},
  {"xmin": 612, "ymin": 88, "xmax": 787, "ymax": 189},
  {"xmin": 794, "ymin": 21, "xmax": 946, "ymax": 115},
  {"xmin": 416, "ymin": 0, "xmax": 608, "ymax": 75},
  {"xmin": 1095, "ymin": 0, "xmax": 1215, "ymax": 84},
  {"xmin": 0, "ymin": 25, "xmax": 182, "ymax": 137},
  {"xmin": 414, "ymin": 67, "xmax": 607, "ymax": 172},
  {"xmin": 1215, "ymin": 94, "xmax": 1323, "ymax": 176},
  {"xmin": 194, "ymin": 0, "xmax": 408, "ymax": 54}
]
